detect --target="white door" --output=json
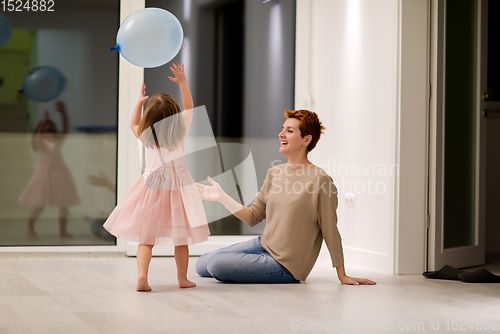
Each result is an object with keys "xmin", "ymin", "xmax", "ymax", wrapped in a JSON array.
[{"xmin": 428, "ymin": 0, "xmax": 487, "ymax": 270}]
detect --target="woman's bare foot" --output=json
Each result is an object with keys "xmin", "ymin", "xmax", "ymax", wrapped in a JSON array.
[
  {"xmin": 137, "ymin": 273, "xmax": 151, "ymax": 292},
  {"xmin": 178, "ymin": 278, "xmax": 196, "ymax": 288}
]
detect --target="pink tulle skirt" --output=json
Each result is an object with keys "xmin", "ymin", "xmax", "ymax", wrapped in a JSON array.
[
  {"xmin": 103, "ymin": 166, "xmax": 210, "ymax": 246},
  {"xmin": 18, "ymin": 161, "xmax": 80, "ymax": 208}
]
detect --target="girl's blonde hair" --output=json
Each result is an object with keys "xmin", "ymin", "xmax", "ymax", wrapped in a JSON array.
[{"xmin": 138, "ymin": 93, "xmax": 186, "ymax": 151}]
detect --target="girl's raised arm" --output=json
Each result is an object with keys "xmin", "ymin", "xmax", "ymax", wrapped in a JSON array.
[
  {"xmin": 168, "ymin": 63, "xmax": 193, "ymax": 133},
  {"xmin": 55, "ymin": 101, "xmax": 69, "ymax": 135},
  {"xmin": 131, "ymin": 83, "xmax": 149, "ymax": 138}
]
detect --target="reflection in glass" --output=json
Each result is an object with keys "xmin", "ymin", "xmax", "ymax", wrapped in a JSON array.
[
  {"xmin": 18, "ymin": 102, "xmax": 80, "ymax": 239},
  {"xmin": 0, "ymin": 1, "xmax": 119, "ymax": 246}
]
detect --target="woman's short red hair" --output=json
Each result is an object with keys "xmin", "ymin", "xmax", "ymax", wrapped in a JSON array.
[{"xmin": 284, "ymin": 109, "xmax": 325, "ymax": 152}]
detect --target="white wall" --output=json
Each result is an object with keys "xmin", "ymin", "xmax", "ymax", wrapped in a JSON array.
[
  {"xmin": 395, "ymin": 0, "xmax": 429, "ymax": 274},
  {"xmin": 296, "ymin": 0, "xmax": 429, "ymax": 274}
]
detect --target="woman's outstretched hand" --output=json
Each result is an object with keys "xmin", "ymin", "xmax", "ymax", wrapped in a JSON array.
[
  {"xmin": 168, "ymin": 62, "xmax": 186, "ymax": 85},
  {"xmin": 196, "ymin": 176, "xmax": 224, "ymax": 202},
  {"xmin": 340, "ymin": 275, "xmax": 376, "ymax": 286}
]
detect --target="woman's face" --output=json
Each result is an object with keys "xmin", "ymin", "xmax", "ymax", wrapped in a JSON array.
[{"xmin": 278, "ymin": 118, "xmax": 310, "ymax": 155}]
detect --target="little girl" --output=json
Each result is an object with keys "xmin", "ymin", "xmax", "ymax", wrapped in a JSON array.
[
  {"xmin": 103, "ymin": 63, "xmax": 210, "ymax": 291},
  {"xmin": 19, "ymin": 102, "xmax": 80, "ymax": 239}
]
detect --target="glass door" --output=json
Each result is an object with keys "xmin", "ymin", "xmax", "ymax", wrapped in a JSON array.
[
  {"xmin": 0, "ymin": 1, "xmax": 120, "ymax": 250},
  {"xmin": 429, "ymin": 0, "xmax": 487, "ymax": 270}
]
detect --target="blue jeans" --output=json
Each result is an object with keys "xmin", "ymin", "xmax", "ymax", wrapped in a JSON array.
[{"xmin": 195, "ymin": 236, "xmax": 300, "ymax": 283}]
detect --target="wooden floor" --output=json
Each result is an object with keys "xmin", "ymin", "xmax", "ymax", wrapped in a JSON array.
[{"xmin": 0, "ymin": 254, "xmax": 499, "ymax": 334}]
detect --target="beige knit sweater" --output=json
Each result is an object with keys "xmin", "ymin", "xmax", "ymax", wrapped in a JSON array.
[{"xmin": 248, "ymin": 163, "xmax": 344, "ymax": 281}]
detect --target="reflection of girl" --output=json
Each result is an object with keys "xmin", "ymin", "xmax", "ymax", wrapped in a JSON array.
[{"xmin": 18, "ymin": 101, "xmax": 80, "ymax": 239}]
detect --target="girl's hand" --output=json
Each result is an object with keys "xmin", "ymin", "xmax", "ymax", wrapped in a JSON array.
[
  {"xmin": 196, "ymin": 176, "xmax": 224, "ymax": 202},
  {"xmin": 37, "ymin": 112, "xmax": 51, "ymax": 133},
  {"xmin": 55, "ymin": 101, "xmax": 67, "ymax": 114},
  {"xmin": 340, "ymin": 275, "xmax": 377, "ymax": 286},
  {"xmin": 168, "ymin": 62, "xmax": 186, "ymax": 85},
  {"xmin": 138, "ymin": 82, "xmax": 149, "ymax": 105}
]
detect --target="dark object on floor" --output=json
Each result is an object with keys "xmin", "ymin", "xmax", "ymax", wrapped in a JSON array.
[
  {"xmin": 91, "ymin": 218, "xmax": 114, "ymax": 241},
  {"xmin": 458, "ymin": 269, "xmax": 500, "ymax": 283},
  {"xmin": 422, "ymin": 265, "xmax": 465, "ymax": 280}
]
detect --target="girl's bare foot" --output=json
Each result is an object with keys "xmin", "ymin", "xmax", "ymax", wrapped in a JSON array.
[
  {"xmin": 178, "ymin": 278, "xmax": 196, "ymax": 288},
  {"xmin": 27, "ymin": 228, "xmax": 38, "ymax": 240},
  {"xmin": 137, "ymin": 273, "xmax": 152, "ymax": 292},
  {"xmin": 60, "ymin": 232, "xmax": 73, "ymax": 239}
]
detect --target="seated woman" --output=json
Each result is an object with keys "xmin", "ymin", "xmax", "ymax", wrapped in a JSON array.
[{"xmin": 196, "ymin": 109, "xmax": 375, "ymax": 285}]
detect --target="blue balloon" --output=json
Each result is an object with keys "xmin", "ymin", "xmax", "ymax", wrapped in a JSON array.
[
  {"xmin": 21, "ymin": 66, "xmax": 66, "ymax": 102},
  {"xmin": 111, "ymin": 8, "xmax": 183, "ymax": 68},
  {"xmin": 0, "ymin": 13, "xmax": 12, "ymax": 47}
]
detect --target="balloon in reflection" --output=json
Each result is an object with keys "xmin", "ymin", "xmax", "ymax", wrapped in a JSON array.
[
  {"xmin": 111, "ymin": 8, "xmax": 183, "ymax": 68},
  {"xmin": 0, "ymin": 13, "xmax": 12, "ymax": 46},
  {"xmin": 21, "ymin": 66, "xmax": 66, "ymax": 102}
]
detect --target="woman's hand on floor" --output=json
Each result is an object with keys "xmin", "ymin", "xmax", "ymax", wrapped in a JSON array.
[{"xmin": 340, "ymin": 275, "xmax": 377, "ymax": 286}]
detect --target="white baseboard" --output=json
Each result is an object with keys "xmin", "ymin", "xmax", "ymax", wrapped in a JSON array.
[
  {"xmin": 343, "ymin": 246, "xmax": 393, "ymax": 275},
  {"xmin": 126, "ymin": 235, "xmax": 258, "ymax": 256}
]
